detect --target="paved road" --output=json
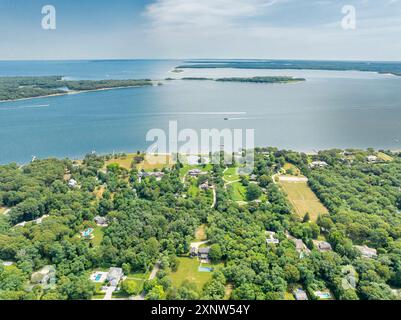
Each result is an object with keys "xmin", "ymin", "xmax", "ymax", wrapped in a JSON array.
[{"xmin": 211, "ymin": 187, "xmax": 216, "ymax": 208}]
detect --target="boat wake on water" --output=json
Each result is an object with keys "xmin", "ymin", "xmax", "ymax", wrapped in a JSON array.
[{"xmin": 0, "ymin": 104, "xmax": 50, "ymax": 111}]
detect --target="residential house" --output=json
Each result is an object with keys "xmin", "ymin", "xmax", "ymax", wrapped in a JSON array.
[
  {"xmin": 265, "ymin": 231, "xmax": 279, "ymax": 245},
  {"xmin": 107, "ymin": 267, "xmax": 124, "ymax": 286},
  {"xmin": 94, "ymin": 216, "xmax": 108, "ymax": 227},
  {"xmin": 68, "ymin": 179, "xmax": 78, "ymax": 188},
  {"xmin": 190, "ymin": 247, "xmax": 198, "ymax": 257},
  {"xmin": 31, "ymin": 265, "xmax": 56, "ymax": 287},
  {"xmin": 313, "ymin": 240, "xmax": 332, "ymax": 252},
  {"xmin": 367, "ymin": 155, "xmax": 378, "ymax": 163},
  {"xmin": 293, "ymin": 239, "xmax": 311, "ymax": 258},
  {"xmin": 198, "ymin": 247, "xmax": 211, "ymax": 261},
  {"xmin": 200, "ymin": 181, "xmax": 210, "ymax": 190},
  {"xmin": 354, "ymin": 245, "xmax": 378, "ymax": 259},
  {"xmin": 188, "ymin": 169, "xmax": 206, "ymax": 177},
  {"xmin": 309, "ymin": 161, "xmax": 328, "ymax": 169},
  {"xmin": 293, "ymin": 288, "xmax": 308, "ymax": 300}
]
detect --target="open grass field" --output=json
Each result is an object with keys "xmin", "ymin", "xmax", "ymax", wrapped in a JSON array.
[
  {"xmin": 137, "ymin": 154, "xmax": 174, "ymax": 171},
  {"xmin": 223, "ymin": 167, "xmax": 240, "ymax": 182},
  {"xmin": 91, "ymin": 227, "xmax": 104, "ymax": 246},
  {"xmin": 279, "ymin": 180, "xmax": 328, "ymax": 222},
  {"xmin": 104, "ymin": 154, "xmax": 174, "ymax": 171},
  {"xmin": 169, "ymin": 257, "xmax": 222, "ymax": 291},
  {"xmin": 377, "ymin": 152, "xmax": 394, "ymax": 162},
  {"xmin": 228, "ymin": 181, "xmax": 246, "ymax": 202},
  {"xmin": 104, "ymin": 154, "xmax": 136, "ymax": 170}
]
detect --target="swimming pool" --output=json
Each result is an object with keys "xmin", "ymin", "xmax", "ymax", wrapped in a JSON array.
[
  {"xmin": 82, "ymin": 228, "xmax": 94, "ymax": 237},
  {"xmin": 95, "ymin": 274, "xmax": 101, "ymax": 281},
  {"xmin": 198, "ymin": 266, "xmax": 213, "ymax": 272}
]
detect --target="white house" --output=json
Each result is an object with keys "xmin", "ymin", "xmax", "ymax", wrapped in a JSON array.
[
  {"xmin": 309, "ymin": 161, "xmax": 328, "ymax": 169},
  {"xmin": 367, "ymin": 155, "xmax": 378, "ymax": 163},
  {"xmin": 107, "ymin": 267, "xmax": 124, "ymax": 286},
  {"xmin": 354, "ymin": 245, "xmax": 378, "ymax": 259},
  {"xmin": 265, "ymin": 231, "xmax": 279, "ymax": 244},
  {"xmin": 68, "ymin": 179, "xmax": 78, "ymax": 188}
]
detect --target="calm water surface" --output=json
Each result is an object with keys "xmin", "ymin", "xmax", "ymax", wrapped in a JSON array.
[{"xmin": 1, "ymin": 60, "xmax": 401, "ymax": 164}]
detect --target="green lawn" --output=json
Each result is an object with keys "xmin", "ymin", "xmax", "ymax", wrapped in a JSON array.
[
  {"xmin": 92, "ymin": 282, "xmax": 105, "ymax": 300},
  {"xmin": 228, "ymin": 182, "xmax": 246, "ymax": 201},
  {"xmin": 223, "ymin": 167, "xmax": 240, "ymax": 182},
  {"xmin": 279, "ymin": 180, "xmax": 328, "ymax": 222},
  {"xmin": 169, "ymin": 257, "xmax": 222, "ymax": 291},
  {"xmin": 378, "ymin": 152, "xmax": 393, "ymax": 162},
  {"xmin": 188, "ymin": 184, "xmax": 200, "ymax": 198},
  {"xmin": 284, "ymin": 292, "xmax": 295, "ymax": 300},
  {"xmin": 91, "ymin": 227, "xmax": 104, "ymax": 246}
]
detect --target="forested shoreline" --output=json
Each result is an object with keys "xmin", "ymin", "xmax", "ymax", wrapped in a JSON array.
[{"xmin": 0, "ymin": 76, "xmax": 153, "ymax": 101}]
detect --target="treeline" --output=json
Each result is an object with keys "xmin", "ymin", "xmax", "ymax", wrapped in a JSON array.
[{"xmin": 0, "ymin": 76, "xmax": 153, "ymax": 101}]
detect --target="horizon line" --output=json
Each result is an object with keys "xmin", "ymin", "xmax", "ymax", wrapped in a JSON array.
[{"xmin": 1, "ymin": 58, "xmax": 401, "ymax": 63}]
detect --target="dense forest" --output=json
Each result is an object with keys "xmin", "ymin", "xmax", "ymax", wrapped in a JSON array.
[
  {"xmin": 0, "ymin": 76, "xmax": 153, "ymax": 101},
  {"xmin": 175, "ymin": 76, "xmax": 305, "ymax": 83},
  {"xmin": 176, "ymin": 60, "xmax": 401, "ymax": 76},
  {"xmin": 1, "ymin": 148, "xmax": 401, "ymax": 300}
]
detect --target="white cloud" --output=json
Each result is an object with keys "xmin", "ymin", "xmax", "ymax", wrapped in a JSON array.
[{"xmin": 145, "ymin": 0, "xmax": 278, "ymax": 27}]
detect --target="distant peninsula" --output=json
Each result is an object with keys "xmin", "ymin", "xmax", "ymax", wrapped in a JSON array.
[
  {"xmin": 0, "ymin": 76, "xmax": 153, "ymax": 102},
  {"xmin": 176, "ymin": 60, "xmax": 401, "ymax": 76},
  {"xmin": 170, "ymin": 76, "xmax": 305, "ymax": 83}
]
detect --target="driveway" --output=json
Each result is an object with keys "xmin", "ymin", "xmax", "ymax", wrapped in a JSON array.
[{"xmin": 103, "ymin": 285, "xmax": 117, "ymax": 300}]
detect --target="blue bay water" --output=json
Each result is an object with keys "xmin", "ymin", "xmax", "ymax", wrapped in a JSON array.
[{"xmin": 1, "ymin": 60, "xmax": 401, "ymax": 164}]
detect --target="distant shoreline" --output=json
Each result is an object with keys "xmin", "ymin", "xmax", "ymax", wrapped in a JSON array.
[{"xmin": 0, "ymin": 84, "xmax": 157, "ymax": 103}]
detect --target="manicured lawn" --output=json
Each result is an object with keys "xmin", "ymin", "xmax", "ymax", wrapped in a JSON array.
[
  {"xmin": 228, "ymin": 182, "xmax": 246, "ymax": 202},
  {"xmin": 279, "ymin": 181, "xmax": 328, "ymax": 222},
  {"xmin": 104, "ymin": 154, "xmax": 173, "ymax": 171},
  {"xmin": 91, "ymin": 227, "xmax": 104, "ymax": 246},
  {"xmin": 188, "ymin": 185, "xmax": 200, "ymax": 198},
  {"xmin": 92, "ymin": 282, "xmax": 105, "ymax": 300},
  {"xmin": 127, "ymin": 271, "xmax": 149, "ymax": 280},
  {"xmin": 223, "ymin": 167, "xmax": 240, "ymax": 182},
  {"xmin": 378, "ymin": 152, "xmax": 393, "ymax": 162},
  {"xmin": 104, "ymin": 154, "xmax": 136, "ymax": 170},
  {"xmin": 284, "ymin": 292, "xmax": 295, "ymax": 300},
  {"xmin": 169, "ymin": 258, "xmax": 222, "ymax": 291},
  {"xmin": 137, "ymin": 154, "xmax": 173, "ymax": 171}
]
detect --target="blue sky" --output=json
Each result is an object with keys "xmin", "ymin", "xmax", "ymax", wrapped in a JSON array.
[{"xmin": 1, "ymin": 0, "xmax": 401, "ymax": 60}]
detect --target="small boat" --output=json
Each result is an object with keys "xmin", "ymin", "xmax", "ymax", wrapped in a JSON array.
[{"xmin": 224, "ymin": 117, "xmax": 229, "ymax": 120}]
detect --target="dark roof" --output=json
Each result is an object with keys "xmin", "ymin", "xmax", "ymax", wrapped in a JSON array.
[{"xmin": 198, "ymin": 247, "xmax": 210, "ymax": 254}]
